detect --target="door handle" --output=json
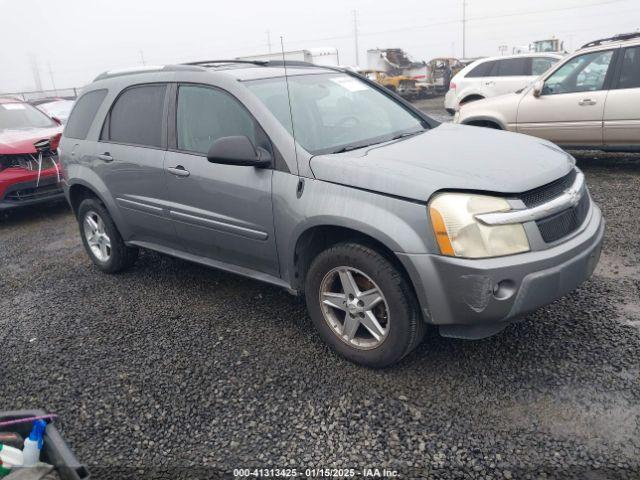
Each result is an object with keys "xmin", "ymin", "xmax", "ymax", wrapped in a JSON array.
[
  {"xmin": 97, "ymin": 153, "xmax": 113, "ymax": 162},
  {"xmin": 579, "ymin": 99, "xmax": 597, "ymax": 106},
  {"xmin": 167, "ymin": 165, "xmax": 190, "ymax": 177},
  {"xmin": 485, "ymin": 81, "xmax": 495, "ymax": 85}
]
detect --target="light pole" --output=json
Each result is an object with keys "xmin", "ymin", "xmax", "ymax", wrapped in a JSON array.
[{"xmin": 462, "ymin": 0, "xmax": 467, "ymax": 59}]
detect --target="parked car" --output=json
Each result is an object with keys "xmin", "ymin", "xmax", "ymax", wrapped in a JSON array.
[
  {"xmin": 60, "ymin": 61, "xmax": 603, "ymax": 367},
  {"xmin": 455, "ymin": 33, "xmax": 640, "ymax": 151},
  {"xmin": 0, "ymin": 98, "xmax": 64, "ymax": 210},
  {"xmin": 36, "ymin": 99, "xmax": 75, "ymax": 124},
  {"xmin": 444, "ymin": 53, "xmax": 562, "ymax": 114}
]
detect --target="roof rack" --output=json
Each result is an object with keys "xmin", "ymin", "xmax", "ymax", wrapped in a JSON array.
[
  {"xmin": 581, "ymin": 32, "xmax": 640, "ymax": 49},
  {"xmin": 183, "ymin": 60, "xmax": 269, "ymax": 67}
]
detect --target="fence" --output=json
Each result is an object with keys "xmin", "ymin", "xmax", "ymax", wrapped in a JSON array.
[{"xmin": 0, "ymin": 88, "xmax": 79, "ymax": 102}]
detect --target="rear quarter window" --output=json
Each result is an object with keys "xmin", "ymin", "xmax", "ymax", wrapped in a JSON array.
[{"xmin": 64, "ymin": 89, "xmax": 108, "ymax": 140}]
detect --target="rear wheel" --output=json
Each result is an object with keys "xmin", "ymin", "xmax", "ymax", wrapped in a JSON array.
[
  {"xmin": 78, "ymin": 198, "xmax": 138, "ymax": 273},
  {"xmin": 305, "ymin": 242, "xmax": 424, "ymax": 368}
]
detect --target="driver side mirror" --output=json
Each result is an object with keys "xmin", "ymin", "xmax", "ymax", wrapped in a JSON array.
[
  {"xmin": 206, "ymin": 136, "xmax": 271, "ymax": 168},
  {"xmin": 532, "ymin": 79, "xmax": 544, "ymax": 98}
]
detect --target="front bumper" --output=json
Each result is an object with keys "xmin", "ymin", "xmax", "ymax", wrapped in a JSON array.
[
  {"xmin": 0, "ymin": 175, "xmax": 64, "ymax": 210},
  {"xmin": 397, "ymin": 204, "xmax": 604, "ymax": 339}
]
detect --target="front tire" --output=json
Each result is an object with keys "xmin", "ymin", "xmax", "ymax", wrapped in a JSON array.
[
  {"xmin": 77, "ymin": 198, "xmax": 138, "ymax": 273},
  {"xmin": 305, "ymin": 243, "xmax": 424, "ymax": 368}
]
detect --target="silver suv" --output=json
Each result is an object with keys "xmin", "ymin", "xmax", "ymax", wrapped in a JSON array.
[{"xmin": 60, "ymin": 61, "xmax": 604, "ymax": 367}]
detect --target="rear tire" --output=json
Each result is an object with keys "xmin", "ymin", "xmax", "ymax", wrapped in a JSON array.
[
  {"xmin": 77, "ymin": 198, "xmax": 138, "ymax": 273},
  {"xmin": 305, "ymin": 242, "xmax": 425, "ymax": 368}
]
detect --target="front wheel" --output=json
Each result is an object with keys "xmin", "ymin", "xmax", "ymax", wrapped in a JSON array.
[{"xmin": 305, "ymin": 243, "xmax": 424, "ymax": 368}]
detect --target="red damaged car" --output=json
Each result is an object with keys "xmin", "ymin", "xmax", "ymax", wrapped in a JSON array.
[{"xmin": 0, "ymin": 97, "xmax": 64, "ymax": 210}]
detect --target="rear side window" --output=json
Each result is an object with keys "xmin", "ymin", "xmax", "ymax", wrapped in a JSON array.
[
  {"xmin": 65, "ymin": 90, "xmax": 107, "ymax": 140},
  {"xmin": 104, "ymin": 84, "xmax": 166, "ymax": 148},
  {"xmin": 617, "ymin": 46, "xmax": 640, "ymax": 89},
  {"xmin": 176, "ymin": 85, "xmax": 258, "ymax": 155},
  {"xmin": 465, "ymin": 61, "xmax": 495, "ymax": 78},
  {"xmin": 495, "ymin": 58, "xmax": 528, "ymax": 76}
]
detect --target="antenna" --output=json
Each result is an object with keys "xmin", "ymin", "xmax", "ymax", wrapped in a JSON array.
[{"xmin": 280, "ymin": 36, "xmax": 300, "ymax": 174}]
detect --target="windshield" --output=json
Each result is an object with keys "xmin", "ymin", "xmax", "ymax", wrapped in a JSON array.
[
  {"xmin": 246, "ymin": 73, "xmax": 427, "ymax": 155},
  {"xmin": 0, "ymin": 101, "xmax": 56, "ymax": 130},
  {"xmin": 38, "ymin": 100, "xmax": 75, "ymax": 123}
]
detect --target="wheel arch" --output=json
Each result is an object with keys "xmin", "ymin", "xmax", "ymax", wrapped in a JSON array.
[
  {"xmin": 461, "ymin": 115, "xmax": 507, "ymax": 130},
  {"xmin": 290, "ymin": 224, "xmax": 418, "ymax": 302}
]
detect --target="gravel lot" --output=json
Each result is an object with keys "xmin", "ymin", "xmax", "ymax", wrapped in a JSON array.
[{"xmin": 1, "ymin": 100, "xmax": 639, "ymax": 479}]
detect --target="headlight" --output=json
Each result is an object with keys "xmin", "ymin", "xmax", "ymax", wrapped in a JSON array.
[{"xmin": 429, "ymin": 193, "xmax": 530, "ymax": 258}]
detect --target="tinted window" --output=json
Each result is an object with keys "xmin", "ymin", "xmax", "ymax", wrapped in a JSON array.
[
  {"xmin": 177, "ymin": 85, "xmax": 257, "ymax": 155},
  {"xmin": 496, "ymin": 58, "xmax": 528, "ymax": 76},
  {"xmin": 531, "ymin": 57, "xmax": 558, "ymax": 76},
  {"xmin": 617, "ymin": 46, "xmax": 640, "ymax": 89},
  {"xmin": 0, "ymin": 102, "xmax": 56, "ymax": 130},
  {"xmin": 465, "ymin": 61, "xmax": 495, "ymax": 78},
  {"xmin": 64, "ymin": 90, "xmax": 107, "ymax": 139},
  {"xmin": 543, "ymin": 50, "xmax": 614, "ymax": 95},
  {"xmin": 106, "ymin": 84, "xmax": 166, "ymax": 148}
]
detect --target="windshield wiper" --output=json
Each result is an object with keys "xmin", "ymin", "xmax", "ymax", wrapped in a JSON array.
[
  {"xmin": 391, "ymin": 129, "xmax": 425, "ymax": 140},
  {"xmin": 331, "ymin": 142, "xmax": 385, "ymax": 154}
]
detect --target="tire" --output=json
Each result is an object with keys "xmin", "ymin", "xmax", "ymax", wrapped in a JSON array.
[
  {"xmin": 305, "ymin": 242, "xmax": 425, "ymax": 368},
  {"xmin": 77, "ymin": 197, "xmax": 138, "ymax": 273}
]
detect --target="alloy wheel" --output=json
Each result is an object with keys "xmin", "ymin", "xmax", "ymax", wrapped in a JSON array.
[
  {"xmin": 83, "ymin": 210, "xmax": 111, "ymax": 262},
  {"xmin": 319, "ymin": 266, "xmax": 390, "ymax": 350}
]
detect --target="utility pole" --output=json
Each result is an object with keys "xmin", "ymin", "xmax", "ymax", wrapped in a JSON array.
[
  {"xmin": 462, "ymin": 0, "xmax": 467, "ymax": 59},
  {"xmin": 353, "ymin": 9, "xmax": 360, "ymax": 67},
  {"xmin": 29, "ymin": 53, "xmax": 42, "ymax": 92},
  {"xmin": 47, "ymin": 62, "xmax": 57, "ymax": 93},
  {"xmin": 139, "ymin": 50, "xmax": 146, "ymax": 65},
  {"xmin": 267, "ymin": 30, "xmax": 272, "ymax": 53}
]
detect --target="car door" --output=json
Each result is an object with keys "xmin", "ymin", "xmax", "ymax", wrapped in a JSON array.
[
  {"xmin": 164, "ymin": 83, "xmax": 279, "ymax": 276},
  {"xmin": 516, "ymin": 49, "xmax": 617, "ymax": 146},
  {"xmin": 490, "ymin": 57, "xmax": 531, "ymax": 96},
  {"xmin": 604, "ymin": 45, "xmax": 640, "ymax": 148},
  {"xmin": 95, "ymin": 83, "xmax": 179, "ymax": 248}
]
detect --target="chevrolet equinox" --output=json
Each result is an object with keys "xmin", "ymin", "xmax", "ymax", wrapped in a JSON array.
[{"xmin": 60, "ymin": 61, "xmax": 604, "ymax": 367}]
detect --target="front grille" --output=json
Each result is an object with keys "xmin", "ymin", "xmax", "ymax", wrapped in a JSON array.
[
  {"xmin": 536, "ymin": 191, "xmax": 590, "ymax": 243},
  {"xmin": 520, "ymin": 169, "xmax": 577, "ymax": 208}
]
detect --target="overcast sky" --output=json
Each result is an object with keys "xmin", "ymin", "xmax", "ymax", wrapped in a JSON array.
[{"xmin": 1, "ymin": 0, "xmax": 639, "ymax": 93}]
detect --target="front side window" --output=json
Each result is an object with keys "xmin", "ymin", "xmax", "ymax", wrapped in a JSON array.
[
  {"xmin": 0, "ymin": 101, "xmax": 56, "ymax": 130},
  {"xmin": 246, "ymin": 73, "xmax": 426, "ymax": 155},
  {"xmin": 105, "ymin": 84, "xmax": 166, "ymax": 148},
  {"xmin": 531, "ymin": 57, "xmax": 558, "ymax": 76},
  {"xmin": 617, "ymin": 46, "xmax": 640, "ymax": 89},
  {"xmin": 65, "ymin": 90, "xmax": 107, "ymax": 139},
  {"xmin": 543, "ymin": 50, "xmax": 614, "ymax": 95},
  {"xmin": 176, "ymin": 85, "xmax": 257, "ymax": 155}
]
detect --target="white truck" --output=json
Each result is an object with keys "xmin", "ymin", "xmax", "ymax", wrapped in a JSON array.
[{"xmin": 238, "ymin": 47, "xmax": 340, "ymax": 66}]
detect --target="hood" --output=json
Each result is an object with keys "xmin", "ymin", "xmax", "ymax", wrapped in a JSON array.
[
  {"xmin": 0, "ymin": 126, "xmax": 63, "ymax": 155},
  {"xmin": 310, "ymin": 123, "xmax": 573, "ymax": 201}
]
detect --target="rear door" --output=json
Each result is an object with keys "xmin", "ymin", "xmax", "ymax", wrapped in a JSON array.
[
  {"xmin": 517, "ymin": 49, "xmax": 617, "ymax": 145},
  {"xmin": 164, "ymin": 83, "xmax": 279, "ymax": 276},
  {"xmin": 604, "ymin": 44, "xmax": 640, "ymax": 148},
  {"xmin": 95, "ymin": 83, "xmax": 178, "ymax": 247},
  {"xmin": 489, "ymin": 57, "xmax": 532, "ymax": 96}
]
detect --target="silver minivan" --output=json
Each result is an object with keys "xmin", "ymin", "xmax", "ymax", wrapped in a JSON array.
[{"xmin": 60, "ymin": 61, "xmax": 604, "ymax": 367}]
